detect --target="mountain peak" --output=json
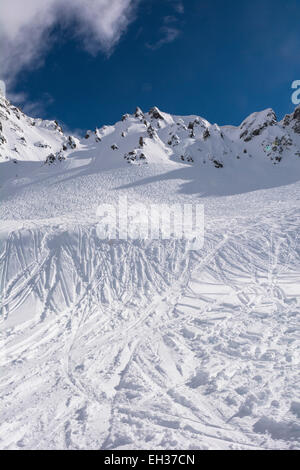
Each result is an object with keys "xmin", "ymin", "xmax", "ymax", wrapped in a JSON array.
[
  {"xmin": 239, "ymin": 108, "xmax": 277, "ymax": 142},
  {"xmin": 148, "ymin": 106, "xmax": 165, "ymax": 120},
  {"xmin": 134, "ymin": 106, "xmax": 144, "ymax": 118}
]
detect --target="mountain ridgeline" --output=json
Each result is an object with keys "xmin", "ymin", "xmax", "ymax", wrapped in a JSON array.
[{"xmin": 1, "ymin": 94, "xmax": 300, "ymax": 171}]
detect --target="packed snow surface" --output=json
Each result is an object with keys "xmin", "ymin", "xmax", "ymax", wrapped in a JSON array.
[{"xmin": 0, "ymin": 97, "xmax": 299, "ymax": 449}]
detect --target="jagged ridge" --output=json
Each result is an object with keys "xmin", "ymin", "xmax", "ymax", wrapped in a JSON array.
[{"xmin": 2, "ymin": 95, "xmax": 300, "ymax": 171}]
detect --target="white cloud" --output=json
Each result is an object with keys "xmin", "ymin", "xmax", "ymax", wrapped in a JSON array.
[
  {"xmin": 146, "ymin": 26, "xmax": 180, "ymax": 50},
  {"xmin": 0, "ymin": 0, "xmax": 138, "ymax": 85}
]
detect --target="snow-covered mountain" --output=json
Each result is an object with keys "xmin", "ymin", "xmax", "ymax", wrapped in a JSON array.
[
  {"xmin": 0, "ymin": 95, "xmax": 80, "ymax": 164},
  {"xmin": 1, "ymin": 96, "xmax": 300, "ymax": 450},
  {"xmin": 83, "ymin": 105, "xmax": 300, "ymax": 169},
  {"xmin": 2, "ymin": 93, "xmax": 300, "ymax": 170}
]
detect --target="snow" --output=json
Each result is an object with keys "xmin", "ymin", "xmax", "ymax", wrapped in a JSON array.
[{"xmin": 0, "ymin": 98, "xmax": 300, "ymax": 450}]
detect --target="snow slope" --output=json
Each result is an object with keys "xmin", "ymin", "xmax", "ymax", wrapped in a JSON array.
[{"xmin": 0, "ymin": 98, "xmax": 300, "ymax": 450}]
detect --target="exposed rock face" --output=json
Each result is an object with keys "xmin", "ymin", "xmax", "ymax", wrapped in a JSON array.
[
  {"xmin": 240, "ymin": 109, "xmax": 277, "ymax": 142},
  {"xmin": 45, "ymin": 151, "xmax": 65, "ymax": 165},
  {"xmin": 147, "ymin": 124, "xmax": 156, "ymax": 139},
  {"xmin": 124, "ymin": 149, "xmax": 147, "ymax": 164},
  {"xmin": 34, "ymin": 141, "xmax": 50, "ymax": 149},
  {"xmin": 0, "ymin": 133, "xmax": 7, "ymax": 145},
  {"xmin": 85, "ymin": 129, "xmax": 102, "ymax": 142},
  {"xmin": 149, "ymin": 106, "xmax": 164, "ymax": 120},
  {"xmin": 168, "ymin": 134, "xmax": 180, "ymax": 146},
  {"xmin": 283, "ymin": 106, "xmax": 300, "ymax": 134},
  {"xmin": 213, "ymin": 159, "xmax": 224, "ymax": 168},
  {"xmin": 54, "ymin": 120, "xmax": 63, "ymax": 133},
  {"xmin": 203, "ymin": 128, "xmax": 210, "ymax": 140},
  {"xmin": 134, "ymin": 107, "xmax": 144, "ymax": 119},
  {"xmin": 67, "ymin": 136, "xmax": 77, "ymax": 149}
]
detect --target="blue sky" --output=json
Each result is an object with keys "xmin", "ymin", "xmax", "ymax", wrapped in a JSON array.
[{"xmin": 2, "ymin": 0, "xmax": 300, "ymax": 134}]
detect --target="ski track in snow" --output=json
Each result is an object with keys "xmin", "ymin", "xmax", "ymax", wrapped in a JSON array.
[{"xmin": 0, "ymin": 204, "xmax": 299, "ymax": 450}]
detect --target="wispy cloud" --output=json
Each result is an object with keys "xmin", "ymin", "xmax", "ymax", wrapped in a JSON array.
[
  {"xmin": 172, "ymin": 1, "xmax": 184, "ymax": 14},
  {"xmin": 57, "ymin": 120, "xmax": 86, "ymax": 139},
  {"xmin": 0, "ymin": 0, "xmax": 139, "ymax": 86},
  {"xmin": 146, "ymin": 26, "xmax": 180, "ymax": 50},
  {"xmin": 146, "ymin": 1, "xmax": 184, "ymax": 51},
  {"xmin": 7, "ymin": 90, "xmax": 55, "ymax": 117},
  {"xmin": 163, "ymin": 15, "xmax": 177, "ymax": 24}
]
